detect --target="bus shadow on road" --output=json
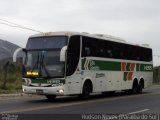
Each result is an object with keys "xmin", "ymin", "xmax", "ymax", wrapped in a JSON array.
[{"xmin": 27, "ymin": 91, "xmax": 150, "ymax": 104}]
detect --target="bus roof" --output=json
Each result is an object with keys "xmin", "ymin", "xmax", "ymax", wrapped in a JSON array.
[{"xmin": 29, "ymin": 31, "xmax": 151, "ymax": 49}]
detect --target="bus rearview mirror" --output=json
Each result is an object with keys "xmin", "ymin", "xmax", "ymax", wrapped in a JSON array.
[
  {"xmin": 60, "ymin": 46, "xmax": 67, "ymax": 62},
  {"xmin": 13, "ymin": 48, "xmax": 25, "ymax": 62}
]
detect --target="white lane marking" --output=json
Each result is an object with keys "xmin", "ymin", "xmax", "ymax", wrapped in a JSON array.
[
  {"xmin": 128, "ymin": 109, "xmax": 150, "ymax": 115},
  {"xmin": 117, "ymin": 109, "xmax": 150, "ymax": 120}
]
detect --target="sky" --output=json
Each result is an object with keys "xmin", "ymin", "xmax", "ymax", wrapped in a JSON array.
[{"xmin": 0, "ymin": 0, "xmax": 160, "ymax": 66}]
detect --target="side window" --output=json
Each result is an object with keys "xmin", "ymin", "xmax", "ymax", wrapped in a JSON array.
[
  {"xmin": 147, "ymin": 49, "xmax": 152, "ymax": 61},
  {"xmin": 99, "ymin": 42, "xmax": 105, "ymax": 57},
  {"xmin": 112, "ymin": 42, "xmax": 121, "ymax": 59},
  {"xmin": 82, "ymin": 37, "xmax": 102, "ymax": 57},
  {"xmin": 82, "ymin": 37, "xmax": 153, "ymax": 62},
  {"xmin": 140, "ymin": 48, "xmax": 152, "ymax": 62},
  {"xmin": 105, "ymin": 41, "xmax": 113, "ymax": 58},
  {"xmin": 140, "ymin": 47, "xmax": 145, "ymax": 61},
  {"xmin": 119, "ymin": 44, "xmax": 125, "ymax": 59},
  {"xmin": 66, "ymin": 36, "xmax": 80, "ymax": 76},
  {"xmin": 124, "ymin": 45, "xmax": 132, "ymax": 60},
  {"xmin": 85, "ymin": 47, "xmax": 91, "ymax": 56},
  {"xmin": 82, "ymin": 37, "xmax": 93, "ymax": 57},
  {"xmin": 134, "ymin": 47, "xmax": 140, "ymax": 61},
  {"xmin": 82, "ymin": 39, "xmax": 91, "ymax": 57}
]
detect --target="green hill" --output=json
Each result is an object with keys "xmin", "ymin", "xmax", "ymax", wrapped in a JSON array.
[{"xmin": 0, "ymin": 40, "xmax": 22, "ymax": 93}]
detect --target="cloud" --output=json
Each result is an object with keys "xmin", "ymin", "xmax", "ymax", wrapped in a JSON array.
[{"xmin": 0, "ymin": 0, "xmax": 160, "ymax": 65}]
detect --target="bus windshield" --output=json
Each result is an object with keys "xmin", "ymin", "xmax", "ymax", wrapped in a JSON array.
[
  {"xmin": 23, "ymin": 36, "xmax": 68, "ymax": 78},
  {"xmin": 26, "ymin": 36, "xmax": 68, "ymax": 50}
]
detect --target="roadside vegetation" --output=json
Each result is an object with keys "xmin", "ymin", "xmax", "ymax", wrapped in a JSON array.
[
  {"xmin": 0, "ymin": 58, "xmax": 22, "ymax": 94},
  {"xmin": 153, "ymin": 66, "xmax": 160, "ymax": 84}
]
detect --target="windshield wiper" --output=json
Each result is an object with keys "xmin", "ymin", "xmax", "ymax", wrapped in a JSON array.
[
  {"xmin": 39, "ymin": 51, "xmax": 50, "ymax": 78},
  {"xmin": 31, "ymin": 52, "xmax": 40, "ymax": 73}
]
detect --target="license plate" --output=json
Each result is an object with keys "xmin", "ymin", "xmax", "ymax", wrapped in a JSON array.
[{"xmin": 36, "ymin": 89, "xmax": 43, "ymax": 94}]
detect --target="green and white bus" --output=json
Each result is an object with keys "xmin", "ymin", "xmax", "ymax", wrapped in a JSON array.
[{"xmin": 13, "ymin": 31, "xmax": 153, "ymax": 100}]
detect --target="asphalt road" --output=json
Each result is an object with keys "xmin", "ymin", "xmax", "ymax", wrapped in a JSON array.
[{"xmin": 0, "ymin": 85, "xmax": 160, "ymax": 120}]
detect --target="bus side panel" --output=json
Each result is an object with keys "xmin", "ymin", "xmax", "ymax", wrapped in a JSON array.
[
  {"xmin": 143, "ymin": 72, "xmax": 153, "ymax": 88},
  {"xmin": 95, "ymin": 71, "xmax": 128, "ymax": 92},
  {"xmin": 105, "ymin": 71, "xmax": 123, "ymax": 91},
  {"xmin": 65, "ymin": 75, "xmax": 82, "ymax": 95},
  {"xmin": 94, "ymin": 71, "xmax": 107, "ymax": 92}
]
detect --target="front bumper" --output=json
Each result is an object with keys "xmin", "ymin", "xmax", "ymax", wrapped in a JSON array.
[{"xmin": 22, "ymin": 85, "xmax": 65, "ymax": 95}]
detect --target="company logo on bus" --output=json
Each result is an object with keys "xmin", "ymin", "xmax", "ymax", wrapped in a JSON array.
[
  {"xmin": 84, "ymin": 59, "xmax": 100, "ymax": 70},
  {"xmin": 144, "ymin": 65, "xmax": 152, "ymax": 71}
]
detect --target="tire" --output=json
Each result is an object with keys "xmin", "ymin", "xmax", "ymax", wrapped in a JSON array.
[
  {"xmin": 45, "ymin": 95, "xmax": 56, "ymax": 101},
  {"xmin": 132, "ymin": 81, "xmax": 138, "ymax": 94},
  {"xmin": 79, "ymin": 81, "xmax": 92, "ymax": 99},
  {"xmin": 137, "ymin": 82, "xmax": 143, "ymax": 94}
]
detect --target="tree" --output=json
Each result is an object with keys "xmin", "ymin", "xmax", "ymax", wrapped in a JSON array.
[{"xmin": 1, "ymin": 61, "xmax": 10, "ymax": 89}]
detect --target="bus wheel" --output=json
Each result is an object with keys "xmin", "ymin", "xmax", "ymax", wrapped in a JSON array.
[
  {"xmin": 132, "ymin": 80, "xmax": 138, "ymax": 94},
  {"xmin": 45, "ymin": 95, "xmax": 56, "ymax": 101},
  {"xmin": 137, "ymin": 80, "xmax": 144, "ymax": 93},
  {"xmin": 79, "ymin": 81, "xmax": 92, "ymax": 99}
]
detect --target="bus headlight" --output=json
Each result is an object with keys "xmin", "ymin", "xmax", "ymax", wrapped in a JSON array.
[
  {"xmin": 22, "ymin": 88, "xmax": 25, "ymax": 92},
  {"xmin": 59, "ymin": 89, "xmax": 64, "ymax": 93}
]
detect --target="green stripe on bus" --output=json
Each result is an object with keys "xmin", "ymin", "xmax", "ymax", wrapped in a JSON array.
[
  {"xmin": 136, "ymin": 64, "xmax": 140, "ymax": 71},
  {"xmin": 140, "ymin": 64, "xmax": 153, "ymax": 72},
  {"xmin": 81, "ymin": 58, "xmax": 153, "ymax": 72},
  {"xmin": 126, "ymin": 63, "xmax": 130, "ymax": 71},
  {"xmin": 82, "ymin": 59, "xmax": 121, "ymax": 71},
  {"xmin": 23, "ymin": 79, "xmax": 65, "ymax": 84},
  {"xmin": 94, "ymin": 60, "xmax": 121, "ymax": 71}
]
